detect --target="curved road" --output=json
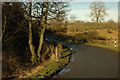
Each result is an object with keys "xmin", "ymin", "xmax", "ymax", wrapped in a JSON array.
[
  {"xmin": 55, "ymin": 43, "xmax": 118, "ymax": 78},
  {"xmin": 45, "ymin": 37, "xmax": 118, "ymax": 78}
]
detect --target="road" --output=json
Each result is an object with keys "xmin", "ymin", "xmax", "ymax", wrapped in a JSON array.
[
  {"xmin": 46, "ymin": 37, "xmax": 118, "ymax": 78},
  {"xmin": 55, "ymin": 43, "xmax": 118, "ymax": 78}
]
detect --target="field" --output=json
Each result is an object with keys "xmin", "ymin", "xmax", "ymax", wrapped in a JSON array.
[{"xmin": 49, "ymin": 21, "xmax": 118, "ymax": 52}]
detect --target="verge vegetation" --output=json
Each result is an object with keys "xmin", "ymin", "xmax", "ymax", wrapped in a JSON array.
[{"xmin": 19, "ymin": 48, "xmax": 72, "ymax": 79}]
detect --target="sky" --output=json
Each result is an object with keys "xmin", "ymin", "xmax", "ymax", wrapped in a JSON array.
[
  {"xmin": 1, "ymin": 0, "xmax": 118, "ymax": 22},
  {"xmin": 67, "ymin": 2, "xmax": 118, "ymax": 22}
]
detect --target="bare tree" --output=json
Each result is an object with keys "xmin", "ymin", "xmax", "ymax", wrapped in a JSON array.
[
  {"xmin": 23, "ymin": 2, "xmax": 69, "ymax": 64},
  {"xmin": 90, "ymin": 2, "xmax": 107, "ymax": 23},
  {"xmin": 36, "ymin": 2, "xmax": 49, "ymax": 62},
  {"xmin": 70, "ymin": 14, "xmax": 77, "ymax": 32},
  {"xmin": 28, "ymin": 1, "xmax": 38, "ymax": 64},
  {"xmin": 70, "ymin": 14, "xmax": 76, "ymax": 23},
  {"xmin": 32, "ymin": 2, "xmax": 69, "ymax": 62}
]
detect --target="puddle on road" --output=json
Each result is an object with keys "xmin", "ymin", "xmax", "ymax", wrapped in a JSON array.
[{"xmin": 53, "ymin": 53, "xmax": 75, "ymax": 78}]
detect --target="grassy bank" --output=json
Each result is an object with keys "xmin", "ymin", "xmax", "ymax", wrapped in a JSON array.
[
  {"xmin": 28, "ymin": 49, "xmax": 72, "ymax": 79},
  {"xmin": 86, "ymin": 43, "xmax": 118, "ymax": 52}
]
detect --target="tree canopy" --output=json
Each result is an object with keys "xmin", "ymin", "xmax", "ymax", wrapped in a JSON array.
[{"xmin": 90, "ymin": 2, "xmax": 107, "ymax": 23}]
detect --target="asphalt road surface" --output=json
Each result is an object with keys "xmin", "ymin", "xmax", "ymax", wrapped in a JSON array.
[
  {"xmin": 46, "ymin": 37, "xmax": 118, "ymax": 78},
  {"xmin": 55, "ymin": 43, "xmax": 118, "ymax": 78}
]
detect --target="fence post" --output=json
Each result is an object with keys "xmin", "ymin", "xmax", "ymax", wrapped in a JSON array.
[{"xmin": 114, "ymin": 39, "xmax": 117, "ymax": 47}]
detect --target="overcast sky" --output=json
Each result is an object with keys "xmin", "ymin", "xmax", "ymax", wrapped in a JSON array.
[{"xmin": 67, "ymin": 2, "xmax": 118, "ymax": 22}]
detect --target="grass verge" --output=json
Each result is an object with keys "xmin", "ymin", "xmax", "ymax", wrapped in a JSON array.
[
  {"xmin": 28, "ymin": 49, "xmax": 72, "ymax": 79},
  {"xmin": 86, "ymin": 43, "xmax": 118, "ymax": 52}
]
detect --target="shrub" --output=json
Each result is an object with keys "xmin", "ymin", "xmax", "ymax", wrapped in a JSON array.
[
  {"xmin": 87, "ymin": 31, "xmax": 98, "ymax": 40},
  {"xmin": 93, "ymin": 36, "xmax": 106, "ymax": 40},
  {"xmin": 107, "ymin": 29, "xmax": 113, "ymax": 34}
]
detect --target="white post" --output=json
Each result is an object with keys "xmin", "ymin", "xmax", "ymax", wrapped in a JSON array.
[{"xmin": 114, "ymin": 39, "xmax": 117, "ymax": 47}]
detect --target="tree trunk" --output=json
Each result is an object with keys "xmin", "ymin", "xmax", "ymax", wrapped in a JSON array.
[
  {"xmin": 37, "ymin": 2, "xmax": 49, "ymax": 61},
  {"xmin": 96, "ymin": 17, "xmax": 99, "ymax": 23},
  {"xmin": 0, "ymin": 16, "xmax": 6, "ymax": 39},
  {"xmin": 28, "ymin": 1, "xmax": 37, "ymax": 64},
  {"xmin": 3, "ymin": 16, "xmax": 6, "ymax": 34},
  {"xmin": 28, "ymin": 19, "xmax": 37, "ymax": 64},
  {"xmin": 37, "ymin": 27, "xmax": 45, "ymax": 62},
  {"xmin": 37, "ymin": 23, "xmax": 45, "ymax": 56}
]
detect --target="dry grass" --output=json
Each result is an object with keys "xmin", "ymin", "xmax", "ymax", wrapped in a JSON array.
[
  {"xmin": 96, "ymin": 29, "xmax": 118, "ymax": 39},
  {"xmin": 19, "ymin": 60, "xmax": 51, "ymax": 78},
  {"xmin": 58, "ymin": 28, "xmax": 118, "ymax": 50},
  {"xmin": 94, "ymin": 29, "xmax": 118, "ymax": 47},
  {"xmin": 2, "ymin": 54, "xmax": 23, "ymax": 78},
  {"xmin": 18, "ymin": 49, "xmax": 72, "ymax": 78}
]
